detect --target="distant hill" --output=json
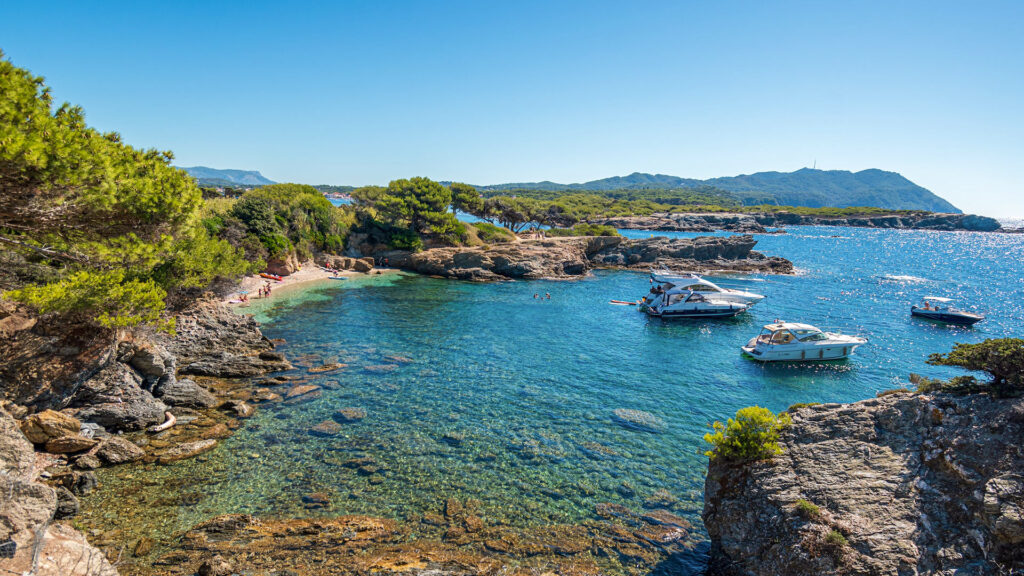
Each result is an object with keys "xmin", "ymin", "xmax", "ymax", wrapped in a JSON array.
[
  {"xmin": 180, "ymin": 166, "xmax": 276, "ymax": 187},
  {"xmin": 480, "ymin": 169, "xmax": 960, "ymax": 213}
]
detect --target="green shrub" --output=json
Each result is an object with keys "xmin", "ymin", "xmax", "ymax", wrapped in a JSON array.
[
  {"xmin": 786, "ymin": 402, "xmax": 821, "ymax": 412},
  {"xmin": 704, "ymin": 406, "xmax": 791, "ymax": 461},
  {"xmin": 795, "ymin": 499, "xmax": 821, "ymax": 520},
  {"xmin": 260, "ymin": 233, "xmax": 293, "ymax": 259},
  {"xmin": 546, "ymin": 224, "xmax": 621, "ymax": 237},
  {"xmin": 387, "ymin": 228, "xmax": 424, "ymax": 252},
  {"xmin": 824, "ymin": 529, "xmax": 848, "ymax": 548},
  {"xmin": 474, "ymin": 222, "xmax": 515, "ymax": 243}
]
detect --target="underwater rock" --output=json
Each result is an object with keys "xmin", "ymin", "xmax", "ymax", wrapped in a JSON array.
[
  {"xmin": 285, "ymin": 384, "xmax": 320, "ymax": 399},
  {"xmin": 251, "ymin": 388, "xmax": 283, "ymax": 403},
  {"xmin": 310, "ymin": 420, "xmax": 342, "ymax": 437},
  {"xmin": 134, "ymin": 536, "xmax": 155, "ymax": 557},
  {"xmin": 643, "ymin": 488, "xmax": 680, "ymax": 510},
  {"xmin": 200, "ymin": 423, "xmax": 232, "ymax": 440},
  {"xmin": 301, "ymin": 492, "xmax": 331, "ymax": 509},
  {"xmin": 611, "ymin": 408, "xmax": 666, "ymax": 433},
  {"xmin": 156, "ymin": 439, "xmax": 217, "ymax": 464},
  {"xmin": 334, "ymin": 408, "xmax": 367, "ymax": 423},
  {"xmin": 364, "ymin": 364, "xmax": 399, "ymax": 373},
  {"xmin": 309, "ymin": 362, "xmax": 347, "ymax": 373}
]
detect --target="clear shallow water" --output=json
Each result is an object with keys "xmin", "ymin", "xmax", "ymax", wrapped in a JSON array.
[{"xmin": 86, "ymin": 226, "xmax": 1024, "ymax": 573}]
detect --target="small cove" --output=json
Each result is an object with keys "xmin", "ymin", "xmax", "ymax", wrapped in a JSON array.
[{"xmin": 81, "ymin": 226, "xmax": 1024, "ymax": 574}]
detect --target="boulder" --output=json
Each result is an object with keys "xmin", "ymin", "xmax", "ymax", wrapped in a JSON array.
[
  {"xmin": 71, "ymin": 361, "xmax": 168, "ymax": 431},
  {"xmin": 352, "ymin": 257, "xmax": 374, "ymax": 273},
  {"xmin": 20, "ymin": 410, "xmax": 81, "ymax": 444},
  {"xmin": 157, "ymin": 439, "xmax": 218, "ymax": 464},
  {"xmin": 156, "ymin": 378, "xmax": 218, "ymax": 409},
  {"xmin": 54, "ymin": 486, "xmax": 80, "ymax": 519},
  {"xmin": 96, "ymin": 436, "xmax": 145, "ymax": 464},
  {"xmin": 265, "ymin": 252, "xmax": 300, "ymax": 277},
  {"xmin": 285, "ymin": 384, "xmax": 321, "ymax": 399},
  {"xmin": 43, "ymin": 434, "xmax": 99, "ymax": 454}
]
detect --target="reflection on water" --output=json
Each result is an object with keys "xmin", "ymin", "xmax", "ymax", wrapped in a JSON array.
[{"xmin": 82, "ymin": 226, "xmax": 1024, "ymax": 574}]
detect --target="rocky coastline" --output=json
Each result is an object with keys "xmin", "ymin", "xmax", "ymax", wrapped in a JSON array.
[
  {"xmin": 378, "ymin": 234, "xmax": 793, "ymax": 281},
  {"xmin": 0, "ymin": 298, "xmax": 293, "ymax": 574},
  {"xmin": 703, "ymin": 391, "xmax": 1024, "ymax": 575},
  {"xmin": 591, "ymin": 211, "xmax": 1003, "ymax": 233}
]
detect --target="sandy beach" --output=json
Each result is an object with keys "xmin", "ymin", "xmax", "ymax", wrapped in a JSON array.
[{"xmin": 224, "ymin": 262, "xmax": 364, "ymax": 305}]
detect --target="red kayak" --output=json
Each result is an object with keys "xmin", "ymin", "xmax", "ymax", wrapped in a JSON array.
[{"xmin": 260, "ymin": 273, "xmax": 283, "ymax": 281}]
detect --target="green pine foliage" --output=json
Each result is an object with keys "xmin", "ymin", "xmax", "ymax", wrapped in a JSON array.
[
  {"xmin": 6, "ymin": 271, "xmax": 172, "ymax": 332},
  {"xmin": 704, "ymin": 406, "xmax": 792, "ymax": 461},
  {"xmin": 0, "ymin": 52, "xmax": 255, "ymax": 329},
  {"xmin": 545, "ymin": 224, "xmax": 621, "ymax": 237},
  {"xmin": 924, "ymin": 339, "xmax": 1024, "ymax": 396}
]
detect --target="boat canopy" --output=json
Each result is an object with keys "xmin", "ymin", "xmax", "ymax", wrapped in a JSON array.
[
  {"xmin": 922, "ymin": 296, "xmax": 953, "ymax": 302},
  {"xmin": 762, "ymin": 322, "xmax": 819, "ymax": 332}
]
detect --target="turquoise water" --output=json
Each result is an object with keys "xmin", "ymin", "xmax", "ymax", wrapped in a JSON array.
[{"xmin": 90, "ymin": 226, "xmax": 1024, "ymax": 573}]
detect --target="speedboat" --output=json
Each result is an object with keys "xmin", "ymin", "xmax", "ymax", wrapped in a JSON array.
[
  {"xmin": 911, "ymin": 297, "xmax": 984, "ymax": 326},
  {"xmin": 641, "ymin": 290, "xmax": 751, "ymax": 319},
  {"xmin": 645, "ymin": 271, "xmax": 765, "ymax": 306},
  {"xmin": 741, "ymin": 322, "xmax": 867, "ymax": 361}
]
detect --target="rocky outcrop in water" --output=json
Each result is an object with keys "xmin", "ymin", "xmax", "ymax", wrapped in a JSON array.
[
  {"xmin": 593, "ymin": 211, "xmax": 1002, "ymax": 233},
  {"xmin": 703, "ymin": 391, "xmax": 1024, "ymax": 575},
  {"xmin": 384, "ymin": 235, "xmax": 792, "ymax": 281}
]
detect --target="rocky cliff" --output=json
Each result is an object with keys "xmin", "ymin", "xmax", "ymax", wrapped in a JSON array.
[
  {"xmin": 592, "ymin": 212, "xmax": 1002, "ymax": 233},
  {"xmin": 703, "ymin": 392, "xmax": 1024, "ymax": 575},
  {"xmin": 383, "ymin": 235, "xmax": 792, "ymax": 281}
]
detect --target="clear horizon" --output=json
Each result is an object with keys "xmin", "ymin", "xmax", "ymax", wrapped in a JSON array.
[{"xmin": 1, "ymin": 1, "xmax": 1021, "ymax": 217}]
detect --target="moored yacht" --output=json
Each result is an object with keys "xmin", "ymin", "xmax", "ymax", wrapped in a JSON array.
[
  {"xmin": 646, "ymin": 271, "xmax": 765, "ymax": 306},
  {"xmin": 741, "ymin": 322, "xmax": 867, "ymax": 361},
  {"xmin": 641, "ymin": 290, "xmax": 752, "ymax": 319}
]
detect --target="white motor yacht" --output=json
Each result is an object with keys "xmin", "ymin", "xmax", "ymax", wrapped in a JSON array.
[
  {"xmin": 645, "ymin": 271, "xmax": 765, "ymax": 306},
  {"xmin": 741, "ymin": 322, "xmax": 867, "ymax": 361},
  {"xmin": 642, "ymin": 289, "xmax": 751, "ymax": 319}
]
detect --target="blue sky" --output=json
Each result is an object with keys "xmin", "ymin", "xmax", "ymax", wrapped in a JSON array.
[{"xmin": 1, "ymin": 1, "xmax": 1021, "ymax": 216}]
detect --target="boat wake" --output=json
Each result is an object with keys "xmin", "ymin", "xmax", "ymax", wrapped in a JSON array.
[{"xmin": 879, "ymin": 274, "xmax": 931, "ymax": 284}]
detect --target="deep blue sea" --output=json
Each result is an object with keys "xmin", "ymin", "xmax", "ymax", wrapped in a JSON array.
[{"xmin": 88, "ymin": 226, "xmax": 1024, "ymax": 573}]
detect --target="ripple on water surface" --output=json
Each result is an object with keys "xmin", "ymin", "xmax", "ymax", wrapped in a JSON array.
[{"xmin": 83, "ymin": 227, "xmax": 1024, "ymax": 574}]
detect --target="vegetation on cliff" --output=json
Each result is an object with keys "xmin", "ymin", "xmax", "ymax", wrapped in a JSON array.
[
  {"xmin": 703, "ymin": 406, "xmax": 791, "ymax": 461},
  {"xmin": 913, "ymin": 338, "xmax": 1024, "ymax": 397}
]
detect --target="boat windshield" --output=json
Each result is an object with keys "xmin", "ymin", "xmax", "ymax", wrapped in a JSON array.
[
  {"xmin": 793, "ymin": 329, "xmax": 828, "ymax": 342},
  {"xmin": 769, "ymin": 330, "xmax": 795, "ymax": 344},
  {"xmin": 682, "ymin": 283, "xmax": 719, "ymax": 293}
]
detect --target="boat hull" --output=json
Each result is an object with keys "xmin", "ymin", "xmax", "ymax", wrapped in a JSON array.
[
  {"xmin": 649, "ymin": 306, "xmax": 748, "ymax": 319},
  {"xmin": 911, "ymin": 307, "xmax": 983, "ymax": 326},
  {"xmin": 741, "ymin": 340, "xmax": 863, "ymax": 362}
]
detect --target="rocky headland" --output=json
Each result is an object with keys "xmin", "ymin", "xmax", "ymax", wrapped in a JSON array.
[
  {"xmin": 380, "ymin": 235, "xmax": 793, "ymax": 281},
  {"xmin": 592, "ymin": 212, "xmax": 1003, "ymax": 233},
  {"xmin": 703, "ymin": 391, "xmax": 1024, "ymax": 575}
]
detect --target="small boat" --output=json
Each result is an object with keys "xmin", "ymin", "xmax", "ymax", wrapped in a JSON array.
[
  {"xmin": 741, "ymin": 322, "xmax": 867, "ymax": 361},
  {"xmin": 645, "ymin": 270, "xmax": 764, "ymax": 306},
  {"xmin": 328, "ymin": 276, "xmax": 346, "ymax": 281},
  {"xmin": 641, "ymin": 290, "xmax": 751, "ymax": 319},
  {"xmin": 911, "ymin": 296, "xmax": 984, "ymax": 326},
  {"xmin": 260, "ymin": 273, "xmax": 283, "ymax": 281}
]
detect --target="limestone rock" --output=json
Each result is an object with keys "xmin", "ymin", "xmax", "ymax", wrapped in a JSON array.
[
  {"xmin": 704, "ymin": 392, "xmax": 1024, "ymax": 575},
  {"xmin": 96, "ymin": 436, "xmax": 145, "ymax": 464},
  {"xmin": 20, "ymin": 409, "xmax": 81, "ymax": 444},
  {"xmin": 310, "ymin": 420, "xmax": 342, "ymax": 437}
]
